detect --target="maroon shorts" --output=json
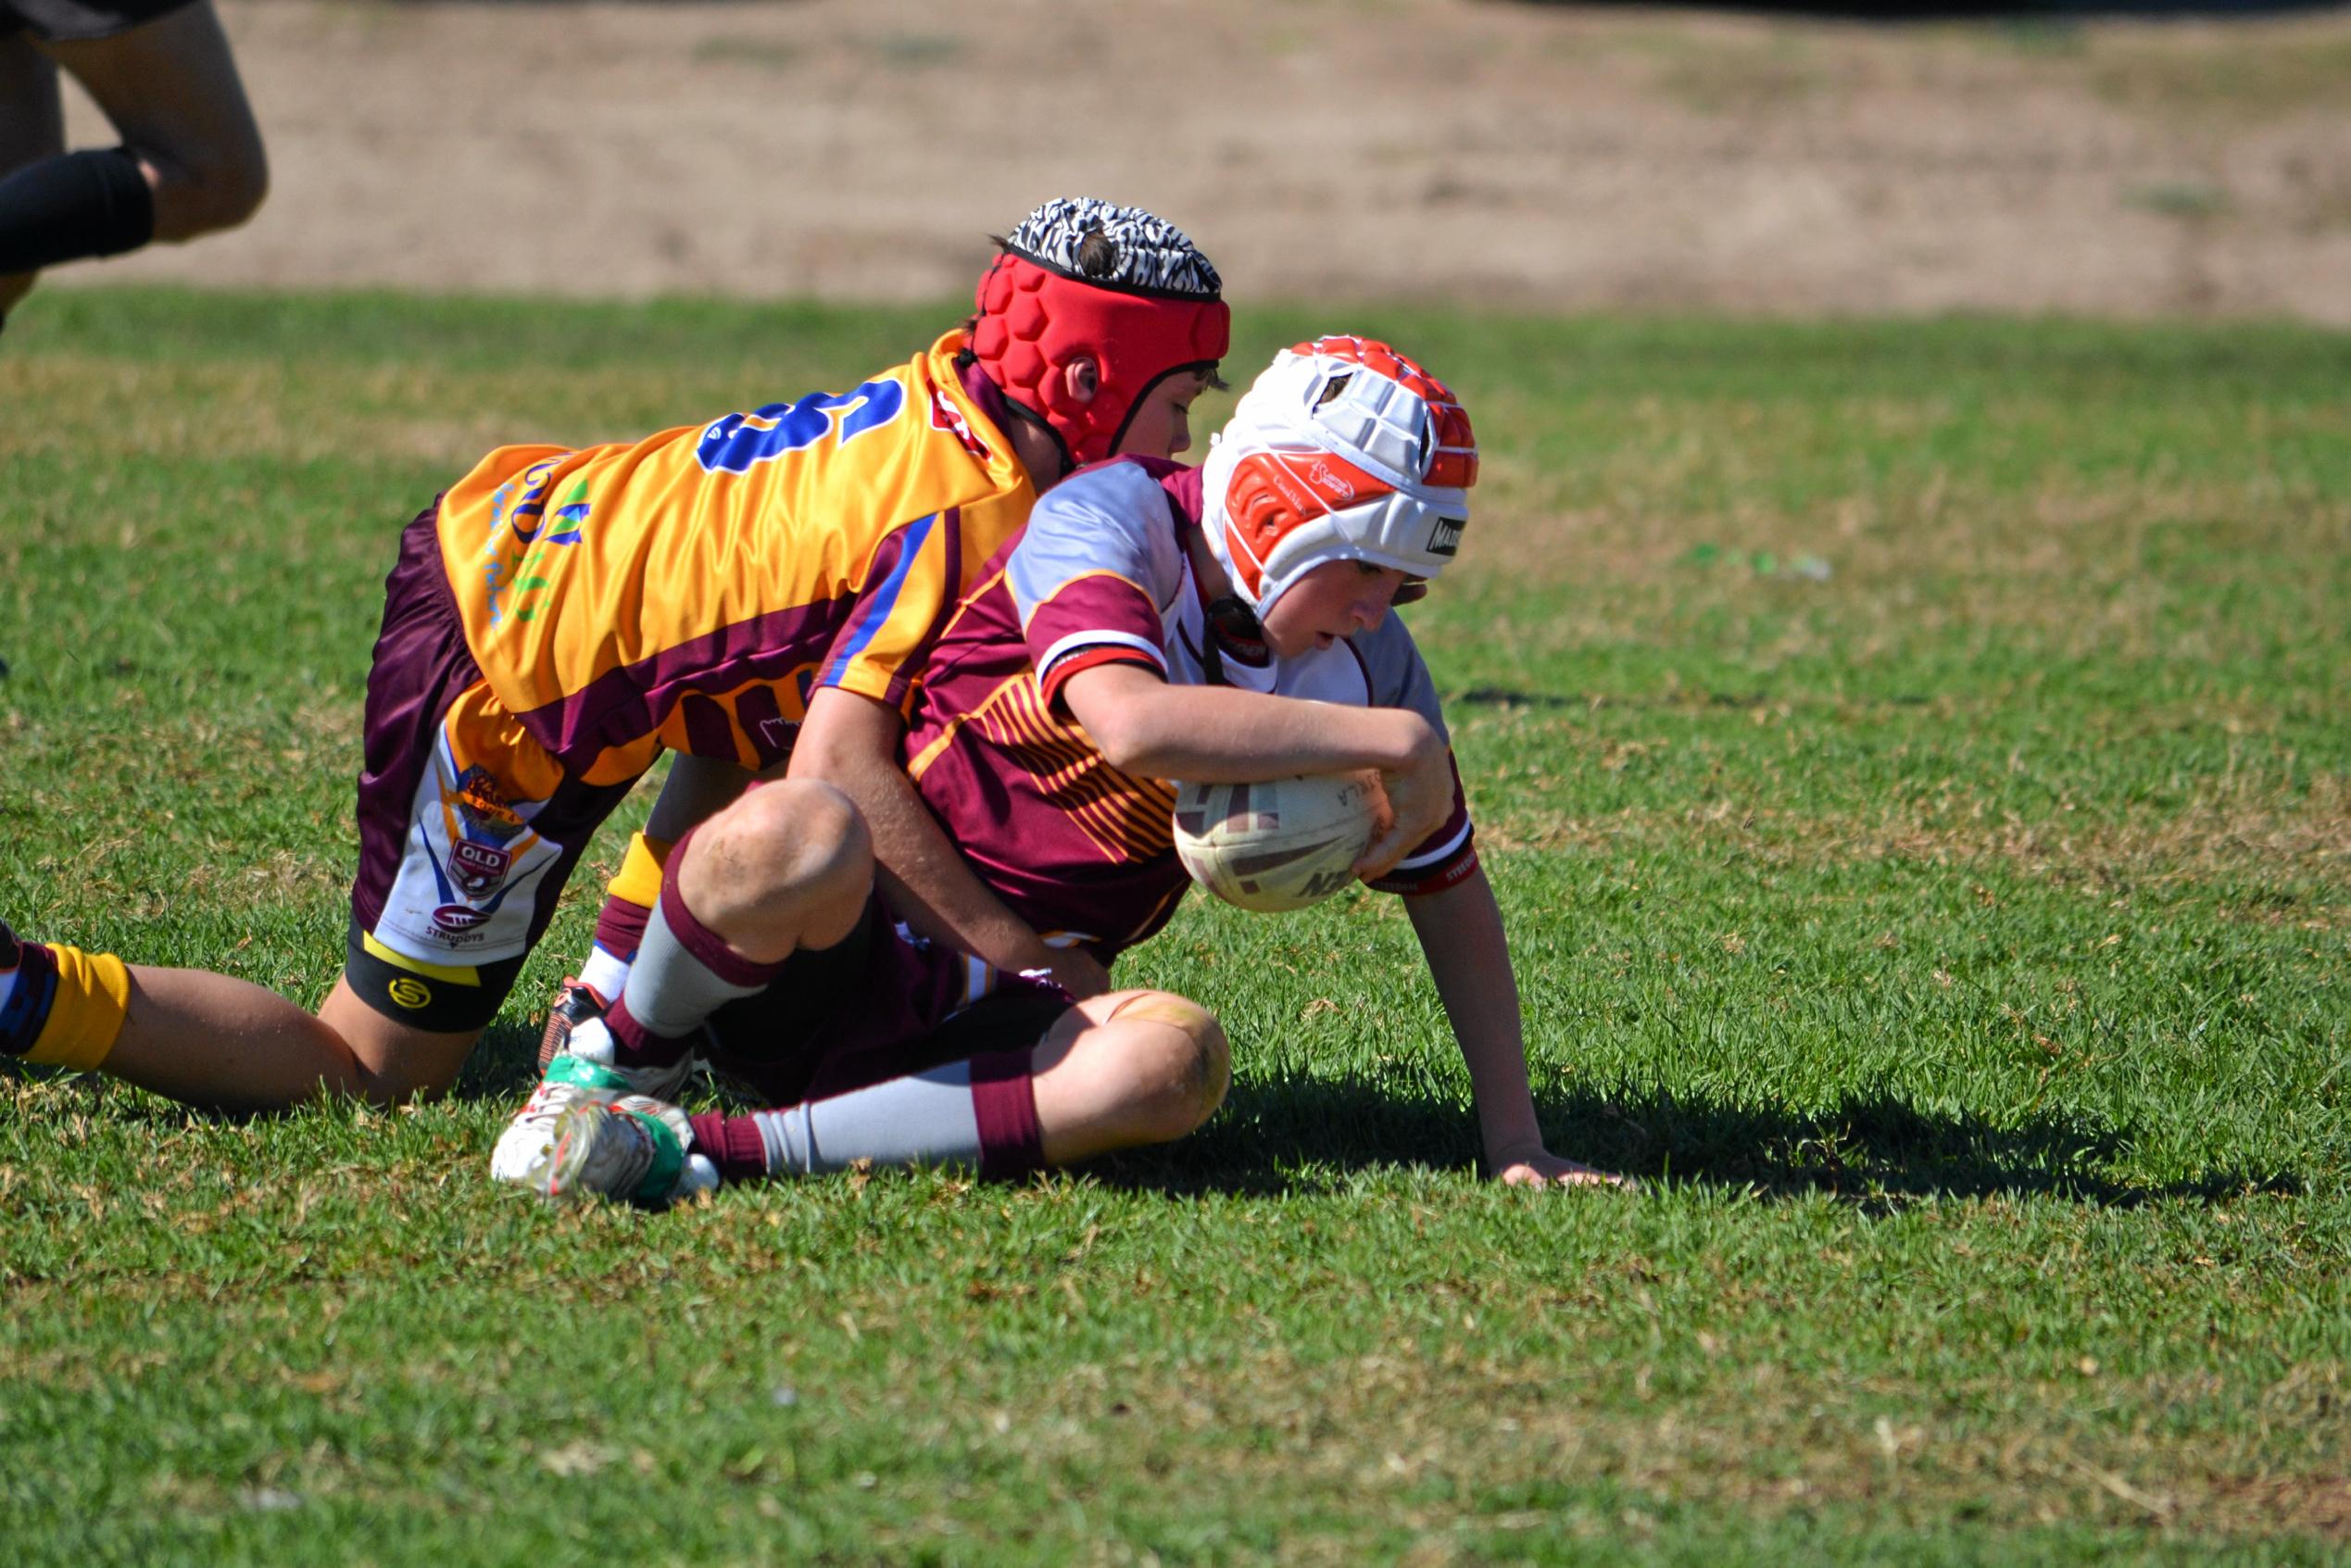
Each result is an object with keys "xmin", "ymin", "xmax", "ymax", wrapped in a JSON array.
[
  {"xmin": 1, "ymin": 0, "xmax": 197, "ymax": 43},
  {"xmin": 346, "ymin": 503, "xmax": 635, "ymax": 1031},
  {"xmin": 701, "ymin": 900, "xmax": 1075, "ymax": 1108}
]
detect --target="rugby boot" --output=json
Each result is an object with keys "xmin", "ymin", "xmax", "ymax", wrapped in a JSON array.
[
  {"xmin": 547, "ymin": 1005, "xmax": 700, "ymax": 1102},
  {"xmin": 489, "ymin": 1055, "xmax": 717, "ymax": 1205},
  {"xmin": 535, "ymin": 976, "xmax": 607, "ymax": 1074}
]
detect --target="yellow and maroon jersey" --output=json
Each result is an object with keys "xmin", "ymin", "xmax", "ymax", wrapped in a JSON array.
[
  {"xmin": 433, "ymin": 332, "xmax": 1033, "ymax": 785},
  {"xmin": 903, "ymin": 458, "xmax": 1477, "ymax": 962}
]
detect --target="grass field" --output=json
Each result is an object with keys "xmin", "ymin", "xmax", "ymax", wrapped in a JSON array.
[{"xmin": 2, "ymin": 290, "xmax": 2346, "ymax": 1563}]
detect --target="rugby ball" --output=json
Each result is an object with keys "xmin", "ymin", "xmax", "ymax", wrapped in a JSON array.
[{"xmin": 1172, "ymin": 773, "xmax": 1377, "ymax": 913}]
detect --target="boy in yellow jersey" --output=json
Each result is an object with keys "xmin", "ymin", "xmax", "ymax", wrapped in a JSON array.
[{"xmin": 0, "ymin": 196, "xmax": 1229, "ymax": 1110}]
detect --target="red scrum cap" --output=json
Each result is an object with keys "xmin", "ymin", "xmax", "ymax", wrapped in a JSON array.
[{"xmin": 970, "ymin": 197, "xmax": 1230, "ymax": 470}]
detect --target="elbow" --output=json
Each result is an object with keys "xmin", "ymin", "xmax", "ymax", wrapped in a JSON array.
[
  {"xmin": 1080, "ymin": 706, "xmax": 1164, "ymax": 775},
  {"xmin": 1060, "ymin": 670, "xmax": 1184, "ymax": 774}
]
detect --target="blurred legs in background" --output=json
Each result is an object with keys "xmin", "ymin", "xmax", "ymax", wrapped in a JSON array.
[{"xmin": 0, "ymin": 0, "xmax": 266, "ymax": 325}]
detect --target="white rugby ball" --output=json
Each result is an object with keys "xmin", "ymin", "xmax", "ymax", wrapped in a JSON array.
[{"xmin": 1171, "ymin": 773, "xmax": 1377, "ymax": 913}]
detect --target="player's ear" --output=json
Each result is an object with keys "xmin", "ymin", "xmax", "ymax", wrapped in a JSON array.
[{"xmin": 1062, "ymin": 357, "xmax": 1100, "ymax": 405}]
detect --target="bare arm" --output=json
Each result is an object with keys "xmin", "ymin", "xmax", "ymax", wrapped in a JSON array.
[
  {"xmin": 1402, "ymin": 864, "xmax": 1629, "ymax": 1189},
  {"xmin": 786, "ymin": 685, "xmax": 1108, "ymax": 997},
  {"xmin": 1060, "ymin": 661, "xmax": 1453, "ymax": 877}
]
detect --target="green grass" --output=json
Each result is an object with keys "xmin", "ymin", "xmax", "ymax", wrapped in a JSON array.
[{"xmin": 3, "ymin": 288, "xmax": 2347, "ymax": 1563}]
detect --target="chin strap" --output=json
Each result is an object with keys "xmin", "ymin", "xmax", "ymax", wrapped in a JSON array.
[{"xmin": 999, "ymin": 394, "xmax": 1076, "ymax": 483}]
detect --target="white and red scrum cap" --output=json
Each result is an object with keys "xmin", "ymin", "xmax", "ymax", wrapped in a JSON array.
[
  {"xmin": 970, "ymin": 197, "xmax": 1230, "ymax": 470},
  {"xmin": 1201, "ymin": 335, "xmax": 1478, "ymax": 620}
]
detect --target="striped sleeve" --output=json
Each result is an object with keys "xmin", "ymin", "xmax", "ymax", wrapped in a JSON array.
[{"xmin": 1009, "ymin": 465, "xmax": 1186, "ymax": 714}]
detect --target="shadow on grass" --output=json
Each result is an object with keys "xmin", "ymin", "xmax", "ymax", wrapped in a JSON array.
[
  {"xmin": 1087, "ymin": 1071, "xmax": 2300, "ymax": 1209},
  {"xmin": 458, "ymin": 1018, "xmax": 559, "ymax": 1101},
  {"xmin": 9, "ymin": 1026, "xmax": 2294, "ymax": 1211},
  {"xmin": 1451, "ymin": 684, "xmax": 1917, "ymax": 712}
]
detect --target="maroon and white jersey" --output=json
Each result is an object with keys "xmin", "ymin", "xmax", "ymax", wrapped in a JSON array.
[{"xmin": 901, "ymin": 457, "xmax": 1477, "ymax": 962}]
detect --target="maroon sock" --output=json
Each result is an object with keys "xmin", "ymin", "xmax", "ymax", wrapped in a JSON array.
[
  {"xmin": 684, "ymin": 1049, "xmax": 1042, "ymax": 1185},
  {"xmin": 687, "ymin": 1111, "xmax": 767, "ymax": 1185},
  {"xmin": 611, "ymin": 819, "xmax": 788, "ymax": 1065},
  {"xmin": 602, "ymin": 993, "xmax": 698, "ymax": 1072},
  {"xmin": 970, "ymin": 1048, "xmax": 1045, "ymax": 1180},
  {"xmin": 591, "ymin": 891, "xmax": 653, "ymax": 965}
]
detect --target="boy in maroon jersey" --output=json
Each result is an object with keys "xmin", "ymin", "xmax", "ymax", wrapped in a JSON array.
[{"xmin": 497, "ymin": 338, "xmax": 1627, "ymax": 1202}]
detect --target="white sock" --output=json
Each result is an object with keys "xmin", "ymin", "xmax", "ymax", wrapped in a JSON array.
[
  {"xmin": 578, "ymin": 945, "xmax": 632, "ymax": 1006},
  {"xmin": 750, "ymin": 1062, "xmax": 985, "ymax": 1175}
]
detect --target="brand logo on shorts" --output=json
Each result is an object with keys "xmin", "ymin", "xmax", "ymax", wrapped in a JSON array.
[
  {"xmin": 1426, "ymin": 516, "xmax": 1465, "ymax": 558},
  {"xmin": 386, "ymin": 977, "xmax": 434, "ymax": 1010},
  {"xmin": 450, "ymin": 839, "xmax": 513, "ymax": 897},
  {"xmin": 431, "ymin": 904, "xmax": 489, "ymax": 935}
]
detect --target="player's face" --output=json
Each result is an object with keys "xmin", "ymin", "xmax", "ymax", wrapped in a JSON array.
[
  {"xmin": 1114, "ymin": 370, "xmax": 1213, "ymax": 459},
  {"xmin": 1262, "ymin": 560, "xmax": 1410, "ymax": 657}
]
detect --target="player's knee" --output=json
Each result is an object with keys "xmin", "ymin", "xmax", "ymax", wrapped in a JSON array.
[
  {"xmin": 143, "ymin": 140, "xmax": 270, "ymax": 237},
  {"xmin": 1107, "ymin": 990, "xmax": 1228, "ymax": 1139},
  {"xmin": 710, "ymin": 778, "xmax": 871, "ymax": 909},
  {"xmin": 207, "ymin": 149, "xmax": 268, "ymax": 232}
]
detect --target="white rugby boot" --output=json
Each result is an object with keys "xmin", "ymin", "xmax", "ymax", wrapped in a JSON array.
[{"xmin": 490, "ymin": 1055, "xmax": 719, "ymax": 1207}]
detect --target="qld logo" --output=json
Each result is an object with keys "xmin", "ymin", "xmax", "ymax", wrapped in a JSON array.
[
  {"xmin": 450, "ymin": 839, "xmax": 513, "ymax": 897},
  {"xmin": 432, "ymin": 904, "xmax": 490, "ymax": 935}
]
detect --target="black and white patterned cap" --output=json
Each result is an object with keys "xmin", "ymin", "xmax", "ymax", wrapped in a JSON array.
[{"xmin": 1004, "ymin": 197, "xmax": 1223, "ymax": 300}]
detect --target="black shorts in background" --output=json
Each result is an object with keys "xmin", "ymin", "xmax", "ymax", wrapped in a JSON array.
[{"xmin": 1, "ymin": 0, "xmax": 199, "ymax": 44}]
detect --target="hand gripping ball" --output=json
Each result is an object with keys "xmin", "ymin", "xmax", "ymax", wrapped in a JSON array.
[{"xmin": 1171, "ymin": 773, "xmax": 1377, "ymax": 913}]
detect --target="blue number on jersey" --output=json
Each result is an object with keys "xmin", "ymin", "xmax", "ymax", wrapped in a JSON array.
[{"xmin": 696, "ymin": 379, "xmax": 908, "ymax": 474}]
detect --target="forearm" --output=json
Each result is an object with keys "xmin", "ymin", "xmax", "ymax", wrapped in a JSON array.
[
  {"xmin": 1072, "ymin": 669, "xmax": 1433, "ymax": 783},
  {"xmin": 786, "ymin": 689, "xmax": 1059, "ymax": 973},
  {"xmin": 1402, "ymin": 867, "xmax": 1549, "ymax": 1168},
  {"xmin": 838, "ymin": 750, "xmax": 1056, "ymax": 970}
]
